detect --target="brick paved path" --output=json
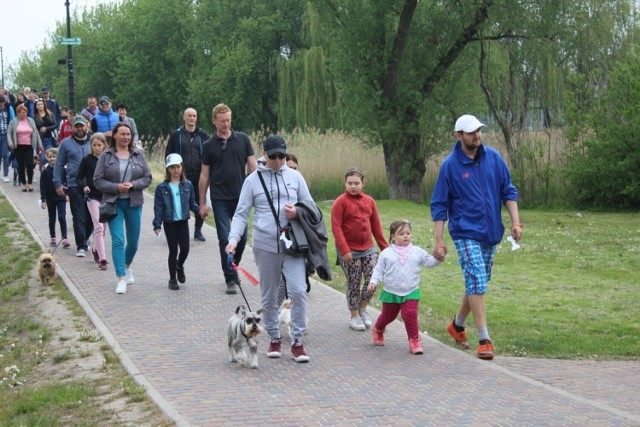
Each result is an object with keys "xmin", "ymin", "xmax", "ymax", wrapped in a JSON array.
[{"xmin": 2, "ymin": 181, "xmax": 638, "ymax": 426}]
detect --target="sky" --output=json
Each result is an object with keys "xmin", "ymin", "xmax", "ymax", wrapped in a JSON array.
[{"xmin": 1, "ymin": 0, "xmax": 114, "ymax": 87}]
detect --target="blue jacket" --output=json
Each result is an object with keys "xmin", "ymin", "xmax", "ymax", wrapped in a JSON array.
[
  {"xmin": 152, "ymin": 180, "xmax": 199, "ymax": 229},
  {"xmin": 92, "ymin": 109, "xmax": 120, "ymax": 133},
  {"xmin": 430, "ymin": 141, "xmax": 518, "ymax": 246}
]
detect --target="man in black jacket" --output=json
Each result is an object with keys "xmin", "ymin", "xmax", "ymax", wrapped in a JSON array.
[{"xmin": 165, "ymin": 108, "xmax": 210, "ymax": 241}]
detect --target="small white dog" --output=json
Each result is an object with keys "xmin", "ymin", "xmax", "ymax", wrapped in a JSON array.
[
  {"xmin": 228, "ymin": 305, "xmax": 264, "ymax": 369},
  {"xmin": 278, "ymin": 299, "xmax": 293, "ymax": 339}
]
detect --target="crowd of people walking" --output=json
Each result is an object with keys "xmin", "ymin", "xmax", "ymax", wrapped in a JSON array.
[{"xmin": 1, "ymin": 84, "xmax": 523, "ymax": 363}]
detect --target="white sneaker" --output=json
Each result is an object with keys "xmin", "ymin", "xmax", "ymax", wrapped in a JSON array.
[
  {"xmin": 359, "ymin": 310, "xmax": 373, "ymax": 328},
  {"xmin": 3, "ymin": 177, "xmax": 8, "ymax": 183},
  {"xmin": 125, "ymin": 268, "xmax": 135, "ymax": 285},
  {"xmin": 76, "ymin": 249, "xmax": 86, "ymax": 257},
  {"xmin": 349, "ymin": 316, "xmax": 366, "ymax": 331},
  {"xmin": 116, "ymin": 280, "xmax": 127, "ymax": 294}
]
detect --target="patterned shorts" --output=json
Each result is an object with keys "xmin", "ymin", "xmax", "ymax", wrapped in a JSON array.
[{"xmin": 453, "ymin": 239, "xmax": 496, "ymax": 295}]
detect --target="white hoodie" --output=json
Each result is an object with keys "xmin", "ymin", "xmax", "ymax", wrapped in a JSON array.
[{"xmin": 228, "ymin": 157, "xmax": 314, "ymax": 253}]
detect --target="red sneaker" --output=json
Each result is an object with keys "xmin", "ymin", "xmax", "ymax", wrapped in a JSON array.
[
  {"xmin": 447, "ymin": 322, "xmax": 470, "ymax": 349},
  {"xmin": 477, "ymin": 341, "xmax": 495, "ymax": 360},
  {"xmin": 266, "ymin": 339, "xmax": 282, "ymax": 358},
  {"xmin": 372, "ymin": 327, "xmax": 385, "ymax": 346},
  {"xmin": 409, "ymin": 337, "xmax": 423, "ymax": 354},
  {"xmin": 291, "ymin": 340, "xmax": 310, "ymax": 363}
]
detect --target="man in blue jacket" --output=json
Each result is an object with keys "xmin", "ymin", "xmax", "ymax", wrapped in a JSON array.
[
  {"xmin": 90, "ymin": 96, "xmax": 119, "ymax": 141},
  {"xmin": 430, "ymin": 114, "xmax": 523, "ymax": 360}
]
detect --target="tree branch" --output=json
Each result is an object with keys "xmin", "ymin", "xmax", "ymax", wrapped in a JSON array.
[{"xmin": 382, "ymin": 0, "xmax": 418, "ymax": 99}]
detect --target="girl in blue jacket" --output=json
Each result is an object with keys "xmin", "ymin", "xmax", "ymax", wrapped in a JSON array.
[{"xmin": 153, "ymin": 154, "xmax": 199, "ymax": 290}]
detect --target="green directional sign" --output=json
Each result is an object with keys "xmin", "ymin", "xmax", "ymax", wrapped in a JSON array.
[{"xmin": 59, "ymin": 38, "xmax": 81, "ymax": 45}]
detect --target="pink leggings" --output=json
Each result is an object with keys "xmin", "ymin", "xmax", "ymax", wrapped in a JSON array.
[
  {"xmin": 374, "ymin": 299, "xmax": 420, "ymax": 340},
  {"xmin": 87, "ymin": 199, "xmax": 108, "ymax": 262}
]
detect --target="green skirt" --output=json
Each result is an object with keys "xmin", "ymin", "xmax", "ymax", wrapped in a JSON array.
[{"xmin": 379, "ymin": 288, "xmax": 421, "ymax": 303}]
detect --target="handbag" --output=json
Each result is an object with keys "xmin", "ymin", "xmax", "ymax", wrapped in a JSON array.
[
  {"xmin": 99, "ymin": 202, "xmax": 117, "ymax": 223},
  {"xmin": 98, "ymin": 158, "xmax": 130, "ymax": 223},
  {"xmin": 257, "ymin": 172, "xmax": 307, "ymax": 257}
]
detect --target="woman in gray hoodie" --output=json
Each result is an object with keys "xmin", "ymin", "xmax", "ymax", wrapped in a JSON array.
[{"xmin": 226, "ymin": 135, "xmax": 313, "ymax": 363}]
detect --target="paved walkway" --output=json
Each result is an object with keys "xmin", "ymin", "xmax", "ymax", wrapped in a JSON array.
[{"xmin": 2, "ymin": 181, "xmax": 639, "ymax": 426}]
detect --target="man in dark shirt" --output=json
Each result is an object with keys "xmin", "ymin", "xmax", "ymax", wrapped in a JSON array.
[{"xmin": 165, "ymin": 108, "xmax": 210, "ymax": 241}]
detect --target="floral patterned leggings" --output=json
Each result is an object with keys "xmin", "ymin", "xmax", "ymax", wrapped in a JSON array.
[{"xmin": 339, "ymin": 252, "xmax": 378, "ymax": 311}]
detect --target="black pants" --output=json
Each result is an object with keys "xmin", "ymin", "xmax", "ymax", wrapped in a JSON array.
[
  {"xmin": 47, "ymin": 200, "xmax": 68, "ymax": 239},
  {"xmin": 15, "ymin": 145, "xmax": 34, "ymax": 185},
  {"xmin": 67, "ymin": 186, "xmax": 93, "ymax": 250},
  {"xmin": 163, "ymin": 219, "xmax": 190, "ymax": 280},
  {"xmin": 188, "ymin": 176, "xmax": 204, "ymax": 231}
]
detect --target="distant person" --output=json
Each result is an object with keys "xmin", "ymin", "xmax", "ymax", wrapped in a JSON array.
[
  {"xmin": 430, "ymin": 114, "xmax": 522, "ymax": 360},
  {"xmin": 22, "ymin": 90, "xmax": 37, "ymax": 118},
  {"xmin": 153, "ymin": 154, "xmax": 199, "ymax": 291},
  {"xmin": 33, "ymin": 98, "xmax": 58, "ymax": 169},
  {"xmin": 199, "ymin": 103, "xmax": 256, "ymax": 294},
  {"xmin": 0, "ymin": 96, "xmax": 16, "ymax": 183},
  {"xmin": 94, "ymin": 122, "xmax": 152, "ymax": 294},
  {"xmin": 54, "ymin": 115, "xmax": 93, "ymax": 257},
  {"xmin": 90, "ymin": 96, "xmax": 120, "ymax": 140},
  {"xmin": 367, "ymin": 220, "xmax": 443, "ymax": 354},
  {"xmin": 58, "ymin": 109, "xmax": 75, "ymax": 143},
  {"xmin": 165, "ymin": 108, "xmax": 209, "ymax": 241},
  {"xmin": 76, "ymin": 133, "xmax": 109, "ymax": 270},
  {"xmin": 40, "ymin": 148, "xmax": 70, "ymax": 249},
  {"xmin": 7, "ymin": 104, "xmax": 42, "ymax": 191},
  {"xmin": 116, "ymin": 104, "xmax": 140, "ymax": 147},
  {"xmin": 80, "ymin": 97, "xmax": 98, "ymax": 122},
  {"xmin": 331, "ymin": 168, "xmax": 388, "ymax": 331},
  {"xmin": 41, "ymin": 86, "xmax": 62, "ymax": 127},
  {"xmin": 285, "ymin": 153, "xmax": 298, "ymax": 170}
]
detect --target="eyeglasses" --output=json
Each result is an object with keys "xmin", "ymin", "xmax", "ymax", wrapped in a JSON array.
[
  {"xmin": 268, "ymin": 153, "xmax": 286, "ymax": 160},
  {"xmin": 221, "ymin": 139, "xmax": 228, "ymax": 152}
]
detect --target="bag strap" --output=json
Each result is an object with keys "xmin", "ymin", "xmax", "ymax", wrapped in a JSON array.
[{"xmin": 258, "ymin": 171, "xmax": 282, "ymax": 230}]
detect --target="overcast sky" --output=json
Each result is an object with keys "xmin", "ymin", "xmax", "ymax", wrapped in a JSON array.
[{"xmin": 2, "ymin": 0, "xmax": 114, "ymax": 86}]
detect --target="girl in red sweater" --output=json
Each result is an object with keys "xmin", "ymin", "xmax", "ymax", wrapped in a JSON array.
[{"xmin": 331, "ymin": 168, "xmax": 388, "ymax": 331}]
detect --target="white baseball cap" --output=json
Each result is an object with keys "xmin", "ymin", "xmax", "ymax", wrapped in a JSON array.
[
  {"xmin": 454, "ymin": 115, "xmax": 485, "ymax": 133},
  {"xmin": 165, "ymin": 153, "xmax": 183, "ymax": 167}
]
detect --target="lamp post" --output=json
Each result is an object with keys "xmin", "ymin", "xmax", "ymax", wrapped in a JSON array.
[
  {"xmin": 1, "ymin": 46, "xmax": 4, "ymax": 88},
  {"xmin": 65, "ymin": 0, "xmax": 75, "ymax": 110}
]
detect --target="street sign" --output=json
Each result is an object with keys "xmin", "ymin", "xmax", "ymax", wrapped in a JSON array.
[{"xmin": 59, "ymin": 38, "xmax": 81, "ymax": 45}]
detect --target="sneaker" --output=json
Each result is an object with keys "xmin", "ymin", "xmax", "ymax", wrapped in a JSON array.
[
  {"xmin": 116, "ymin": 280, "xmax": 127, "ymax": 294},
  {"xmin": 193, "ymin": 229, "xmax": 206, "ymax": 242},
  {"xmin": 409, "ymin": 337, "xmax": 424, "ymax": 355},
  {"xmin": 3, "ymin": 177, "xmax": 8, "ymax": 183},
  {"xmin": 176, "ymin": 266, "xmax": 186, "ymax": 284},
  {"xmin": 98, "ymin": 260, "xmax": 108, "ymax": 270},
  {"xmin": 91, "ymin": 248, "xmax": 99, "ymax": 263},
  {"xmin": 359, "ymin": 309, "xmax": 373, "ymax": 328},
  {"xmin": 447, "ymin": 322, "xmax": 470, "ymax": 349},
  {"xmin": 291, "ymin": 340, "xmax": 310, "ymax": 363},
  {"xmin": 50, "ymin": 238, "xmax": 57, "ymax": 247},
  {"xmin": 61, "ymin": 239, "xmax": 70, "ymax": 248},
  {"xmin": 349, "ymin": 316, "xmax": 366, "ymax": 331},
  {"xmin": 477, "ymin": 340, "xmax": 495, "ymax": 360},
  {"xmin": 168, "ymin": 279, "xmax": 180, "ymax": 290},
  {"xmin": 76, "ymin": 249, "xmax": 86, "ymax": 257},
  {"xmin": 125, "ymin": 268, "xmax": 135, "ymax": 285},
  {"xmin": 372, "ymin": 327, "xmax": 385, "ymax": 346},
  {"xmin": 266, "ymin": 339, "xmax": 282, "ymax": 358},
  {"xmin": 225, "ymin": 281, "xmax": 238, "ymax": 295}
]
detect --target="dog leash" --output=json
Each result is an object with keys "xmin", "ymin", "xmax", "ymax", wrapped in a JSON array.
[
  {"xmin": 227, "ymin": 253, "xmax": 256, "ymax": 312},
  {"xmin": 49, "ymin": 238, "xmax": 63, "ymax": 255}
]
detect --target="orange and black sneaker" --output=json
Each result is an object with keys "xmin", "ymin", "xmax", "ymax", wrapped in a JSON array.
[
  {"xmin": 447, "ymin": 322, "xmax": 470, "ymax": 349},
  {"xmin": 477, "ymin": 340, "xmax": 495, "ymax": 360}
]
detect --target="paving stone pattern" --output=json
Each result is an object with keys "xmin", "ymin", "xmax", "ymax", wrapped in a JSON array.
[{"xmin": 2, "ymin": 181, "xmax": 639, "ymax": 427}]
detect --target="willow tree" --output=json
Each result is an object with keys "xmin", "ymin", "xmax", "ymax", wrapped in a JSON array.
[{"xmin": 314, "ymin": 0, "xmax": 496, "ymax": 201}]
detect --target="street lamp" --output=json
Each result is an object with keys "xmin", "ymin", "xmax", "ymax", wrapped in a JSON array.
[
  {"xmin": 65, "ymin": 0, "xmax": 75, "ymax": 110},
  {"xmin": 1, "ymin": 46, "xmax": 4, "ymax": 88}
]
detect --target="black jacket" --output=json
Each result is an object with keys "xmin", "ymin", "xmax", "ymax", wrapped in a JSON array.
[
  {"xmin": 165, "ymin": 127, "xmax": 210, "ymax": 180},
  {"xmin": 292, "ymin": 200, "xmax": 332, "ymax": 280}
]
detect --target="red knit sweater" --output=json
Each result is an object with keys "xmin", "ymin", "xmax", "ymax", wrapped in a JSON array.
[{"xmin": 331, "ymin": 190, "xmax": 388, "ymax": 256}]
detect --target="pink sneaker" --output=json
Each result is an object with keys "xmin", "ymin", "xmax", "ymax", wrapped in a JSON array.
[
  {"xmin": 61, "ymin": 239, "xmax": 71, "ymax": 249},
  {"xmin": 409, "ymin": 337, "xmax": 423, "ymax": 355},
  {"xmin": 372, "ymin": 327, "xmax": 385, "ymax": 346}
]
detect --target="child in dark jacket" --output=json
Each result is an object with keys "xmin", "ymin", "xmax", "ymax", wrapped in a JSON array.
[
  {"xmin": 40, "ymin": 148, "xmax": 70, "ymax": 248},
  {"xmin": 76, "ymin": 133, "xmax": 108, "ymax": 269},
  {"xmin": 153, "ymin": 154, "xmax": 199, "ymax": 290}
]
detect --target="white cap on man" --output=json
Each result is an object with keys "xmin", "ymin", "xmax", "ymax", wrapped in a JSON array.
[
  {"xmin": 166, "ymin": 153, "xmax": 183, "ymax": 167},
  {"xmin": 454, "ymin": 115, "xmax": 486, "ymax": 133}
]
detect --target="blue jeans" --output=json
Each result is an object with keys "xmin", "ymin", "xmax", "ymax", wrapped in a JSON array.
[
  {"xmin": 211, "ymin": 198, "xmax": 247, "ymax": 283},
  {"xmin": 108, "ymin": 198, "xmax": 142, "ymax": 277},
  {"xmin": 0, "ymin": 133, "xmax": 9, "ymax": 177},
  {"xmin": 67, "ymin": 186, "xmax": 92, "ymax": 250}
]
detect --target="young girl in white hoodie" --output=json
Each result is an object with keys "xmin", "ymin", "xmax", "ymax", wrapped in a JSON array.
[{"xmin": 367, "ymin": 220, "xmax": 444, "ymax": 354}]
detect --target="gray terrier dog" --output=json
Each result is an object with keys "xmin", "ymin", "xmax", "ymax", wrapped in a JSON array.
[{"xmin": 227, "ymin": 305, "xmax": 264, "ymax": 369}]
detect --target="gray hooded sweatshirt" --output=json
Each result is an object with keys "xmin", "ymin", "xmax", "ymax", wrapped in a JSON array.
[{"xmin": 228, "ymin": 157, "xmax": 313, "ymax": 253}]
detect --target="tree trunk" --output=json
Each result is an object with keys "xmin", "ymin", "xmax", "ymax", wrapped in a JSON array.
[{"xmin": 383, "ymin": 138, "xmax": 425, "ymax": 202}]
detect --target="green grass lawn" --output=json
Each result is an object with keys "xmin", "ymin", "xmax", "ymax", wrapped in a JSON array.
[{"xmin": 316, "ymin": 199, "xmax": 640, "ymax": 360}]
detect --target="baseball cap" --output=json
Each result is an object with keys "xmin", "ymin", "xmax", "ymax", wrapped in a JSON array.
[
  {"xmin": 166, "ymin": 153, "xmax": 183, "ymax": 168},
  {"xmin": 41, "ymin": 86, "xmax": 50, "ymax": 93},
  {"xmin": 72, "ymin": 115, "xmax": 88, "ymax": 126},
  {"xmin": 454, "ymin": 115, "xmax": 485, "ymax": 133},
  {"xmin": 99, "ymin": 95, "xmax": 111, "ymax": 105},
  {"xmin": 263, "ymin": 135, "xmax": 286, "ymax": 156}
]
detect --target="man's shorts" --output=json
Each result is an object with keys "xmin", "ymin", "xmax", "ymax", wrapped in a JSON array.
[{"xmin": 453, "ymin": 239, "xmax": 496, "ymax": 295}]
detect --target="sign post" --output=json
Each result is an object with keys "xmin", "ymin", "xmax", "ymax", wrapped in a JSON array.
[{"xmin": 59, "ymin": 37, "xmax": 82, "ymax": 45}]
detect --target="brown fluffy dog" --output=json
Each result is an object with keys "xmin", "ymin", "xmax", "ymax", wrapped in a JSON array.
[{"xmin": 38, "ymin": 251, "xmax": 57, "ymax": 285}]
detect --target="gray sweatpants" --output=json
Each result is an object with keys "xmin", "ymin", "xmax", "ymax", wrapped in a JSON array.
[{"xmin": 253, "ymin": 247, "xmax": 308, "ymax": 343}]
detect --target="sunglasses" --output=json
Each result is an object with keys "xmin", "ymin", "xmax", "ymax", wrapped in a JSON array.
[{"xmin": 268, "ymin": 153, "xmax": 286, "ymax": 160}]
